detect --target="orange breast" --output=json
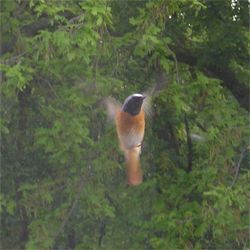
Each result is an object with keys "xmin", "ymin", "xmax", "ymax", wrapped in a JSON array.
[{"xmin": 115, "ymin": 110, "xmax": 145, "ymax": 149}]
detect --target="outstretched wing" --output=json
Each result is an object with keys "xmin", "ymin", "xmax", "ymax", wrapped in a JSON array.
[
  {"xmin": 105, "ymin": 97, "xmax": 121, "ymax": 122},
  {"xmin": 142, "ymin": 92, "xmax": 153, "ymax": 118},
  {"xmin": 142, "ymin": 73, "xmax": 168, "ymax": 118}
]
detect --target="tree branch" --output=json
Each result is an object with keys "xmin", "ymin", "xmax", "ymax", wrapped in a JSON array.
[
  {"xmin": 166, "ymin": 44, "xmax": 180, "ymax": 84},
  {"xmin": 98, "ymin": 221, "xmax": 106, "ymax": 247},
  {"xmin": 169, "ymin": 45, "xmax": 249, "ymax": 111},
  {"xmin": 68, "ymin": 14, "xmax": 84, "ymax": 24},
  {"xmin": 53, "ymin": 171, "xmax": 87, "ymax": 242},
  {"xmin": 184, "ymin": 114, "xmax": 193, "ymax": 173},
  {"xmin": 230, "ymin": 147, "xmax": 247, "ymax": 188}
]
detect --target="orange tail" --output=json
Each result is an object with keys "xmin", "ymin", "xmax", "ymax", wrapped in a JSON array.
[{"xmin": 125, "ymin": 147, "xmax": 142, "ymax": 186}]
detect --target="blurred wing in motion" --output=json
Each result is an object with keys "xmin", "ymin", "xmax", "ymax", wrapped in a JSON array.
[
  {"xmin": 142, "ymin": 92, "xmax": 153, "ymax": 118},
  {"xmin": 142, "ymin": 72, "xmax": 168, "ymax": 118},
  {"xmin": 105, "ymin": 97, "xmax": 121, "ymax": 122}
]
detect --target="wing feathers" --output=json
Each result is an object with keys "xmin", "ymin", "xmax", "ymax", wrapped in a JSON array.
[{"xmin": 105, "ymin": 97, "xmax": 121, "ymax": 122}]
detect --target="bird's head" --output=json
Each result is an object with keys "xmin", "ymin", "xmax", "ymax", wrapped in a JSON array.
[{"xmin": 122, "ymin": 93, "xmax": 146, "ymax": 116}]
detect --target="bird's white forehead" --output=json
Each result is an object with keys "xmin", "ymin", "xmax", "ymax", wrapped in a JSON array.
[{"xmin": 132, "ymin": 93, "xmax": 143, "ymax": 97}]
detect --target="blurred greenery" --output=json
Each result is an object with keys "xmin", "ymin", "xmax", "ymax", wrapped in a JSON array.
[{"xmin": 0, "ymin": 0, "xmax": 249, "ymax": 249}]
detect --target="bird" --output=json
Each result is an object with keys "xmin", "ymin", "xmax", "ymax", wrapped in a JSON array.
[{"xmin": 106, "ymin": 93, "xmax": 147, "ymax": 186}]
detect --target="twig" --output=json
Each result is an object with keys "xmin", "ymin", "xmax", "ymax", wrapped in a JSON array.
[
  {"xmin": 98, "ymin": 221, "xmax": 106, "ymax": 247},
  {"xmin": 68, "ymin": 14, "xmax": 84, "ymax": 24},
  {"xmin": 46, "ymin": 80, "xmax": 60, "ymax": 99},
  {"xmin": 184, "ymin": 114, "xmax": 193, "ymax": 173},
  {"xmin": 0, "ymin": 51, "xmax": 28, "ymax": 64},
  {"xmin": 230, "ymin": 148, "xmax": 247, "ymax": 188},
  {"xmin": 36, "ymin": 75, "xmax": 60, "ymax": 99},
  {"xmin": 53, "ymin": 172, "xmax": 87, "ymax": 242},
  {"xmin": 166, "ymin": 44, "xmax": 180, "ymax": 84}
]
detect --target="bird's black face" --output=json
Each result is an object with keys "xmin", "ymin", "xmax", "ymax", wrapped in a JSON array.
[{"xmin": 122, "ymin": 94, "xmax": 145, "ymax": 116}]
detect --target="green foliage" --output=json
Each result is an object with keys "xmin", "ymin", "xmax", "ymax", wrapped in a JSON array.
[
  {"xmin": 1, "ymin": 0, "xmax": 249, "ymax": 249},
  {"xmin": 0, "ymin": 193, "xmax": 16, "ymax": 215}
]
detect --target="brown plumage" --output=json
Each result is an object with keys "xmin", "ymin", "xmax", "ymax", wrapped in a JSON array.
[
  {"xmin": 106, "ymin": 93, "xmax": 146, "ymax": 186},
  {"xmin": 116, "ymin": 110, "xmax": 145, "ymax": 185}
]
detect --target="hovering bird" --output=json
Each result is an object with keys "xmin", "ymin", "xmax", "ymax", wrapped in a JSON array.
[{"xmin": 106, "ymin": 93, "xmax": 147, "ymax": 185}]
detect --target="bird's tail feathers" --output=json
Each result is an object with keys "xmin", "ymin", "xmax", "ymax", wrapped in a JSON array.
[{"xmin": 125, "ymin": 147, "xmax": 142, "ymax": 186}]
